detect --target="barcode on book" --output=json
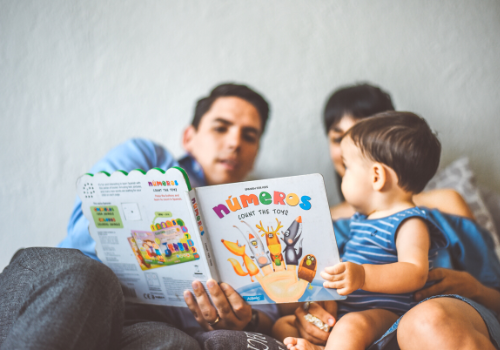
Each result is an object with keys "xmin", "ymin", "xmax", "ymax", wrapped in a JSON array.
[{"xmin": 122, "ymin": 284, "xmax": 137, "ymax": 298}]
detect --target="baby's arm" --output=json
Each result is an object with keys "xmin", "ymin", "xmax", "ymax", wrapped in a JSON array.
[{"xmin": 322, "ymin": 217, "xmax": 430, "ymax": 295}]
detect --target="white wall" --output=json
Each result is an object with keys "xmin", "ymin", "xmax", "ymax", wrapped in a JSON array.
[{"xmin": 1, "ymin": 0, "xmax": 500, "ymax": 270}]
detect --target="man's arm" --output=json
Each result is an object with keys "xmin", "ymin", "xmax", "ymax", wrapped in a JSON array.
[{"xmin": 60, "ymin": 138, "xmax": 176, "ymax": 259}]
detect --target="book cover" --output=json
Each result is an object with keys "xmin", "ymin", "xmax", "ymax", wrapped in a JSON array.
[
  {"xmin": 77, "ymin": 167, "xmax": 216, "ymax": 306},
  {"xmin": 195, "ymin": 173, "xmax": 345, "ymax": 304}
]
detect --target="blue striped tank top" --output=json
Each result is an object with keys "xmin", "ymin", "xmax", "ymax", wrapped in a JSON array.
[{"xmin": 338, "ymin": 207, "xmax": 448, "ymax": 316}]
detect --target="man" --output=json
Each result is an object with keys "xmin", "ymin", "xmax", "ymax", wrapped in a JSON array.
[{"xmin": 0, "ymin": 83, "xmax": 283, "ymax": 350}]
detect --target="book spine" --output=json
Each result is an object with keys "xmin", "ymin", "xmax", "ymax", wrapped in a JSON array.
[{"xmin": 188, "ymin": 189, "xmax": 220, "ymax": 282}]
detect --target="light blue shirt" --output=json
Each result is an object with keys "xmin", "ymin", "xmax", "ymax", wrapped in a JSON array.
[{"xmin": 59, "ymin": 138, "xmax": 206, "ymax": 260}]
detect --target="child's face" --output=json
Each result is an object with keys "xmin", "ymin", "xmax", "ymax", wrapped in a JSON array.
[{"xmin": 340, "ymin": 136, "xmax": 374, "ymax": 213}]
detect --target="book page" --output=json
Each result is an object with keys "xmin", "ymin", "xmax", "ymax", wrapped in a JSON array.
[
  {"xmin": 195, "ymin": 173, "xmax": 346, "ymax": 304},
  {"xmin": 77, "ymin": 168, "xmax": 213, "ymax": 306}
]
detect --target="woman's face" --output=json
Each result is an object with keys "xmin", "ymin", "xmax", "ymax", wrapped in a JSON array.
[{"xmin": 328, "ymin": 114, "xmax": 358, "ymax": 177}]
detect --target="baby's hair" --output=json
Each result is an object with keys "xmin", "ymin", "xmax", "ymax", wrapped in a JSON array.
[{"xmin": 344, "ymin": 111, "xmax": 441, "ymax": 194}]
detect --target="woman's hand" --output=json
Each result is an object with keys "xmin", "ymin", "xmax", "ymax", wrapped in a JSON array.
[
  {"xmin": 414, "ymin": 268, "xmax": 480, "ymax": 301},
  {"xmin": 184, "ymin": 279, "xmax": 252, "ymax": 331},
  {"xmin": 415, "ymin": 268, "xmax": 500, "ymax": 315},
  {"xmin": 293, "ymin": 302, "xmax": 336, "ymax": 345}
]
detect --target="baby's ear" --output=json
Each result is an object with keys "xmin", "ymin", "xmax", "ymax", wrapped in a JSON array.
[{"xmin": 371, "ymin": 163, "xmax": 387, "ymax": 191}]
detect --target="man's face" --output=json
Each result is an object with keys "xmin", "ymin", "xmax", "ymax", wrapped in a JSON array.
[{"xmin": 183, "ymin": 96, "xmax": 262, "ymax": 185}]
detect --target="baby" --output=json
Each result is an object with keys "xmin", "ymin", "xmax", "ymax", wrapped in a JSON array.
[{"xmin": 275, "ymin": 112, "xmax": 447, "ymax": 350}]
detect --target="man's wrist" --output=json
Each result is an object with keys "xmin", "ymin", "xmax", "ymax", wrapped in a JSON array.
[{"xmin": 243, "ymin": 309, "xmax": 259, "ymax": 332}]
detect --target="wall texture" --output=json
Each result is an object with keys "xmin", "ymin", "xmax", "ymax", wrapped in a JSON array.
[{"xmin": 1, "ymin": 0, "xmax": 499, "ymax": 270}]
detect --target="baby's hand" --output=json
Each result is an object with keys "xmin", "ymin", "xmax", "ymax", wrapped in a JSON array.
[{"xmin": 320, "ymin": 262, "xmax": 365, "ymax": 295}]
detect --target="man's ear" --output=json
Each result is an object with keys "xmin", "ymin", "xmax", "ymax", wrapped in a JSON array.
[
  {"xmin": 182, "ymin": 125, "xmax": 196, "ymax": 152},
  {"xmin": 371, "ymin": 163, "xmax": 387, "ymax": 191}
]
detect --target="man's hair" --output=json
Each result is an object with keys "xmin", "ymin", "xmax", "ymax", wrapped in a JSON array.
[
  {"xmin": 323, "ymin": 83, "xmax": 394, "ymax": 133},
  {"xmin": 345, "ymin": 111, "xmax": 441, "ymax": 194},
  {"xmin": 191, "ymin": 83, "xmax": 270, "ymax": 133}
]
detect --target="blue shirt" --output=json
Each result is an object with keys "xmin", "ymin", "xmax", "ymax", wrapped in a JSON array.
[
  {"xmin": 59, "ymin": 138, "xmax": 206, "ymax": 260},
  {"xmin": 334, "ymin": 209, "xmax": 500, "ymax": 291},
  {"xmin": 339, "ymin": 207, "xmax": 448, "ymax": 316}
]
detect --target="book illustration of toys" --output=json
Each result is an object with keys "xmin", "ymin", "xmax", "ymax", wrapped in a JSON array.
[
  {"xmin": 128, "ymin": 237, "xmax": 152, "ymax": 270},
  {"xmin": 221, "ymin": 217, "xmax": 317, "ymax": 303},
  {"xmin": 130, "ymin": 218, "xmax": 200, "ymax": 269},
  {"xmin": 220, "ymin": 239, "xmax": 260, "ymax": 282}
]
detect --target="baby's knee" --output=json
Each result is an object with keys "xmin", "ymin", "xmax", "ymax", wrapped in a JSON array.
[
  {"xmin": 399, "ymin": 299, "xmax": 452, "ymax": 337},
  {"xmin": 335, "ymin": 312, "xmax": 373, "ymax": 331},
  {"xmin": 276, "ymin": 315, "xmax": 296, "ymax": 327},
  {"xmin": 272, "ymin": 315, "xmax": 297, "ymax": 339}
]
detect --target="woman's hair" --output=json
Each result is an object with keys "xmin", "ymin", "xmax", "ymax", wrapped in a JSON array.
[
  {"xmin": 323, "ymin": 83, "xmax": 395, "ymax": 133},
  {"xmin": 324, "ymin": 83, "xmax": 395, "ymax": 200},
  {"xmin": 192, "ymin": 83, "xmax": 270, "ymax": 133},
  {"xmin": 345, "ymin": 111, "xmax": 441, "ymax": 194}
]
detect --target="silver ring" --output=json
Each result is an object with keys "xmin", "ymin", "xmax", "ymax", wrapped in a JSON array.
[
  {"xmin": 303, "ymin": 301, "xmax": 311, "ymax": 312},
  {"xmin": 208, "ymin": 315, "xmax": 220, "ymax": 326}
]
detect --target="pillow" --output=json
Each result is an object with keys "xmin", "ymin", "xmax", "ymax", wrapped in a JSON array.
[
  {"xmin": 480, "ymin": 185, "xmax": 500, "ymax": 245},
  {"xmin": 425, "ymin": 157, "xmax": 500, "ymax": 261}
]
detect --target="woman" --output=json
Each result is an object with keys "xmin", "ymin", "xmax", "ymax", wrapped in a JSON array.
[
  {"xmin": 324, "ymin": 84, "xmax": 474, "ymax": 221},
  {"xmin": 291, "ymin": 83, "xmax": 500, "ymax": 349}
]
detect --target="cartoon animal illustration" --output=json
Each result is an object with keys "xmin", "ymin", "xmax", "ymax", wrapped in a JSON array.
[
  {"xmin": 233, "ymin": 222, "xmax": 272, "ymax": 268},
  {"xmin": 298, "ymin": 254, "xmax": 317, "ymax": 283},
  {"xmin": 281, "ymin": 216, "xmax": 303, "ymax": 265},
  {"xmin": 256, "ymin": 219, "xmax": 285, "ymax": 271},
  {"xmin": 221, "ymin": 239, "xmax": 260, "ymax": 282}
]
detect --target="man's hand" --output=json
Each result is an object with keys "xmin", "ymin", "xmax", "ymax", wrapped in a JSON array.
[
  {"xmin": 414, "ymin": 268, "xmax": 480, "ymax": 302},
  {"xmin": 320, "ymin": 262, "xmax": 365, "ymax": 295},
  {"xmin": 184, "ymin": 279, "xmax": 252, "ymax": 331},
  {"xmin": 293, "ymin": 302, "xmax": 336, "ymax": 345}
]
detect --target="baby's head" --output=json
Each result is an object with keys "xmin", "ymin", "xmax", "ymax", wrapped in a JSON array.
[{"xmin": 340, "ymin": 112, "xmax": 441, "ymax": 209}]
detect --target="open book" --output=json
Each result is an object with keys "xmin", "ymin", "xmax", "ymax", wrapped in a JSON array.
[{"xmin": 77, "ymin": 167, "xmax": 345, "ymax": 306}]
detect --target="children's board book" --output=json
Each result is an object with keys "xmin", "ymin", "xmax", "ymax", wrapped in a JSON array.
[{"xmin": 77, "ymin": 167, "xmax": 346, "ymax": 307}]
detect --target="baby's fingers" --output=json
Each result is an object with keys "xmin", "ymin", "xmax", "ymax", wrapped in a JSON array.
[
  {"xmin": 323, "ymin": 263, "xmax": 346, "ymax": 275},
  {"xmin": 320, "ymin": 270, "xmax": 344, "ymax": 282},
  {"xmin": 323, "ymin": 281, "xmax": 343, "ymax": 289},
  {"xmin": 336, "ymin": 285, "xmax": 356, "ymax": 296}
]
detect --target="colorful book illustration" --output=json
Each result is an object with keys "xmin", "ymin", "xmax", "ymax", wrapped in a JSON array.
[{"xmin": 77, "ymin": 167, "xmax": 345, "ymax": 306}]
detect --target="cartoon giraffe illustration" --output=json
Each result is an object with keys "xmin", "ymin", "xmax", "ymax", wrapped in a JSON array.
[{"xmin": 256, "ymin": 218, "xmax": 285, "ymax": 271}]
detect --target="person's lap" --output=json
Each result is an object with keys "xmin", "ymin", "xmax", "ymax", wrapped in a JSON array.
[
  {"xmin": 192, "ymin": 329, "xmax": 286, "ymax": 350},
  {"xmin": 0, "ymin": 247, "xmax": 124, "ymax": 349},
  {"xmin": 0, "ymin": 247, "xmax": 198, "ymax": 350},
  {"xmin": 0, "ymin": 247, "xmax": 285, "ymax": 350},
  {"xmin": 368, "ymin": 295, "xmax": 500, "ymax": 350}
]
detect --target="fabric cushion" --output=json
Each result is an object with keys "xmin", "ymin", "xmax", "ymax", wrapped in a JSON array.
[{"xmin": 425, "ymin": 157, "xmax": 500, "ymax": 260}]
